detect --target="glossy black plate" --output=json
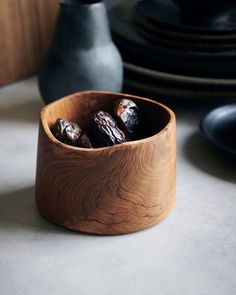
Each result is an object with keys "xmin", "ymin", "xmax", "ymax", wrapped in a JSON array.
[{"xmin": 200, "ymin": 104, "xmax": 236, "ymax": 158}]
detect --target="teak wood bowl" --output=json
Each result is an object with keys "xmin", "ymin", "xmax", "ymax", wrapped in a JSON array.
[{"xmin": 35, "ymin": 91, "xmax": 176, "ymax": 234}]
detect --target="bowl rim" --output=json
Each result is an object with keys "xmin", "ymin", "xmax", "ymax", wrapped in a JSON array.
[{"xmin": 40, "ymin": 90, "xmax": 175, "ymax": 152}]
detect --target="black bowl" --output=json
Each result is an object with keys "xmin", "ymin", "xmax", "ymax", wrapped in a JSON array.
[{"xmin": 200, "ymin": 104, "xmax": 236, "ymax": 159}]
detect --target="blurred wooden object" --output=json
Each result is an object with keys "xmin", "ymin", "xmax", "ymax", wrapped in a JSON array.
[{"xmin": 0, "ymin": 0, "xmax": 59, "ymax": 86}]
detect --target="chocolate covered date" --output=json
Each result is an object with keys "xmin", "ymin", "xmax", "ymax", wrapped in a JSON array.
[
  {"xmin": 89, "ymin": 111, "xmax": 126, "ymax": 147},
  {"xmin": 52, "ymin": 118, "xmax": 82, "ymax": 146},
  {"xmin": 114, "ymin": 99, "xmax": 140, "ymax": 139}
]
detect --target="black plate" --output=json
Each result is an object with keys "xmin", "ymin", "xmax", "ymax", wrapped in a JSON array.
[
  {"xmin": 124, "ymin": 78, "xmax": 236, "ymax": 101},
  {"xmin": 132, "ymin": 11, "xmax": 236, "ymax": 50},
  {"xmin": 124, "ymin": 62, "xmax": 236, "ymax": 91},
  {"xmin": 109, "ymin": 1, "xmax": 236, "ymax": 77},
  {"xmin": 200, "ymin": 104, "xmax": 236, "ymax": 158},
  {"xmin": 135, "ymin": 0, "xmax": 236, "ymax": 34}
]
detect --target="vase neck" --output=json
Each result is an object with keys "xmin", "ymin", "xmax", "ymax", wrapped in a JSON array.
[{"xmin": 54, "ymin": 1, "xmax": 111, "ymax": 49}]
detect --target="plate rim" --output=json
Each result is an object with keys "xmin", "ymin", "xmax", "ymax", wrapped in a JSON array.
[
  {"xmin": 110, "ymin": 3, "xmax": 236, "ymax": 58},
  {"xmin": 132, "ymin": 10, "xmax": 236, "ymax": 41},
  {"xmin": 124, "ymin": 78, "xmax": 236, "ymax": 100},
  {"xmin": 124, "ymin": 62, "xmax": 236, "ymax": 86}
]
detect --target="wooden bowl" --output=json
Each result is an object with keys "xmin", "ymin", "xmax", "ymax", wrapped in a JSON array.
[{"xmin": 35, "ymin": 91, "xmax": 176, "ymax": 234}]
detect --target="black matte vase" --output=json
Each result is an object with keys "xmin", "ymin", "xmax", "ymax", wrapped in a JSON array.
[{"xmin": 38, "ymin": 0, "xmax": 123, "ymax": 104}]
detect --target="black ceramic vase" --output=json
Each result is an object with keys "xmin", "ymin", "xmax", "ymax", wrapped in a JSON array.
[{"xmin": 38, "ymin": 0, "xmax": 123, "ymax": 104}]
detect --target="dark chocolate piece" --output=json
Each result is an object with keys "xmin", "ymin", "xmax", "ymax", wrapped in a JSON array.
[
  {"xmin": 89, "ymin": 111, "xmax": 126, "ymax": 147},
  {"xmin": 114, "ymin": 99, "xmax": 140, "ymax": 139}
]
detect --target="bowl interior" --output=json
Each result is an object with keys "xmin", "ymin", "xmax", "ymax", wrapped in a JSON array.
[{"xmin": 42, "ymin": 91, "xmax": 172, "ymax": 144}]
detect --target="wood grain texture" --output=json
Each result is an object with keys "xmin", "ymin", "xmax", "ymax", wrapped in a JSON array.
[
  {"xmin": 35, "ymin": 91, "xmax": 176, "ymax": 234},
  {"xmin": 0, "ymin": 0, "xmax": 59, "ymax": 86}
]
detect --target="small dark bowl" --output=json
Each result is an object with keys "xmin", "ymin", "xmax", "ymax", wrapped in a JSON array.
[
  {"xmin": 173, "ymin": 0, "xmax": 236, "ymax": 26},
  {"xmin": 200, "ymin": 104, "xmax": 236, "ymax": 159}
]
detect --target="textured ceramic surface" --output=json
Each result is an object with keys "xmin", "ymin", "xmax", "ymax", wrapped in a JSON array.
[{"xmin": 39, "ymin": 0, "xmax": 123, "ymax": 104}]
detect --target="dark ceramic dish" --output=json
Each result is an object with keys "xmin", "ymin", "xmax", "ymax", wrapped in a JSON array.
[
  {"xmin": 123, "ymin": 78, "xmax": 236, "ymax": 102},
  {"xmin": 132, "ymin": 11, "xmax": 236, "ymax": 49},
  {"xmin": 109, "ymin": 1, "xmax": 236, "ymax": 78},
  {"xmin": 200, "ymin": 104, "xmax": 236, "ymax": 159},
  {"xmin": 135, "ymin": 0, "xmax": 236, "ymax": 32},
  {"xmin": 124, "ymin": 62, "xmax": 236, "ymax": 91},
  {"xmin": 173, "ymin": 0, "xmax": 236, "ymax": 26}
]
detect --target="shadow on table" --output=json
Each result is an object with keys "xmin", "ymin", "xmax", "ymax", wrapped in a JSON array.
[
  {"xmin": 183, "ymin": 131, "xmax": 236, "ymax": 183},
  {"xmin": 0, "ymin": 186, "xmax": 75, "ymax": 235},
  {"xmin": 0, "ymin": 99, "xmax": 43, "ymax": 123}
]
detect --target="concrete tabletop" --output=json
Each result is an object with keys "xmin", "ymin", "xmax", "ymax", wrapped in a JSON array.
[{"xmin": 0, "ymin": 77, "xmax": 236, "ymax": 295}]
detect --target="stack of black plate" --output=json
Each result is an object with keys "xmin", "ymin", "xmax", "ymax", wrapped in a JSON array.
[{"xmin": 109, "ymin": 0, "xmax": 236, "ymax": 101}]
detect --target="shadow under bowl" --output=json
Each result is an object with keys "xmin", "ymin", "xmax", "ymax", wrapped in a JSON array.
[{"xmin": 35, "ymin": 91, "xmax": 176, "ymax": 234}]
